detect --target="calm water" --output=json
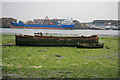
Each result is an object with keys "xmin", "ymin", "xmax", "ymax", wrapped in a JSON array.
[{"xmin": 0, "ymin": 28, "xmax": 118, "ymax": 37}]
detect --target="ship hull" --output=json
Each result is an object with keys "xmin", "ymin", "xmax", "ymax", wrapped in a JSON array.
[
  {"xmin": 10, "ymin": 23, "xmax": 75, "ymax": 30},
  {"xmin": 15, "ymin": 34, "xmax": 104, "ymax": 48},
  {"xmin": 10, "ymin": 26, "xmax": 74, "ymax": 30}
]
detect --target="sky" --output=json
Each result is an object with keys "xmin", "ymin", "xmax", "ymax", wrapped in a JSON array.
[{"xmin": 1, "ymin": 0, "xmax": 119, "ymax": 22}]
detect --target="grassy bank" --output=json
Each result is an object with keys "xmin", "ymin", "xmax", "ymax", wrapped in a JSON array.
[{"xmin": 2, "ymin": 35, "xmax": 118, "ymax": 78}]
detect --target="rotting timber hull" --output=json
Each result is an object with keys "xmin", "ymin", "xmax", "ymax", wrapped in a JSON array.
[{"xmin": 15, "ymin": 35, "xmax": 104, "ymax": 48}]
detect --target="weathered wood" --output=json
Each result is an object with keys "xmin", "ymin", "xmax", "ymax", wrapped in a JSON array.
[{"xmin": 15, "ymin": 34, "xmax": 104, "ymax": 48}]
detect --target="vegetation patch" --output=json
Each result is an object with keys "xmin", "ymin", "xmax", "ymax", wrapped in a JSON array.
[{"xmin": 1, "ymin": 35, "xmax": 119, "ymax": 78}]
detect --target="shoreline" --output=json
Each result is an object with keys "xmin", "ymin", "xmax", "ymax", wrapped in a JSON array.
[
  {"xmin": 1, "ymin": 28, "xmax": 118, "ymax": 37},
  {"xmin": 1, "ymin": 34, "xmax": 119, "ymax": 37}
]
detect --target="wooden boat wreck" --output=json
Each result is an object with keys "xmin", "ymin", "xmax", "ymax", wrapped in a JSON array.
[{"xmin": 15, "ymin": 33, "xmax": 104, "ymax": 48}]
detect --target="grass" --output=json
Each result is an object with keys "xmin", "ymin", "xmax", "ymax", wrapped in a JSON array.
[{"xmin": 1, "ymin": 35, "xmax": 119, "ymax": 78}]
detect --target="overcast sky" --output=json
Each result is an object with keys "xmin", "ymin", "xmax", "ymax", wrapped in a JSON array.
[{"xmin": 1, "ymin": 1, "xmax": 118, "ymax": 22}]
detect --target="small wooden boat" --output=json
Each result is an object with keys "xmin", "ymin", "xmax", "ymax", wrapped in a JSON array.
[{"xmin": 15, "ymin": 33, "xmax": 104, "ymax": 48}]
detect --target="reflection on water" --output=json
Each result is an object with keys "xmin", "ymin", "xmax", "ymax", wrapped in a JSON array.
[{"xmin": 1, "ymin": 28, "xmax": 118, "ymax": 37}]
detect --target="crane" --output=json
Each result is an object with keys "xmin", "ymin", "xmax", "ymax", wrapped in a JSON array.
[{"xmin": 44, "ymin": 16, "xmax": 53, "ymax": 25}]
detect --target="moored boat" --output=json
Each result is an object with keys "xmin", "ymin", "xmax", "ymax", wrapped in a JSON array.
[
  {"xmin": 11, "ymin": 16, "xmax": 75, "ymax": 30},
  {"xmin": 15, "ymin": 33, "xmax": 104, "ymax": 48}
]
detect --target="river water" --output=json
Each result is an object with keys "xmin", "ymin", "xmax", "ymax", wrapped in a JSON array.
[{"xmin": 0, "ymin": 28, "xmax": 118, "ymax": 37}]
